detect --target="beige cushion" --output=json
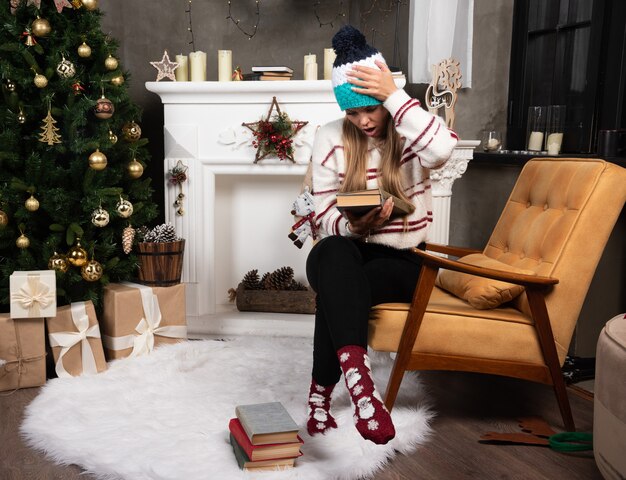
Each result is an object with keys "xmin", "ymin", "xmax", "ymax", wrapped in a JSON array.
[{"xmin": 435, "ymin": 253, "xmax": 535, "ymax": 310}]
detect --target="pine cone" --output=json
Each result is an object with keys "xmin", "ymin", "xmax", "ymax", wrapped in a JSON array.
[
  {"xmin": 122, "ymin": 226, "xmax": 135, "ymax": 254},
  {"xmin": 241, "ymin": 269, "xmax": 261, "ymax": 290},
  {"xmin": 144, "ymin": 223, "xmax": 178, "ymax": 243},
  {"xmin": 264, "ymin": 266, "xmax": 294, "ymax": 290},
  {"xmin": 288, "ymin": 279, "xmax": 308, "ymax": 291},
  {"xmin": 259, "ymin": 272, "xmax": 270, "ymax": 289}
]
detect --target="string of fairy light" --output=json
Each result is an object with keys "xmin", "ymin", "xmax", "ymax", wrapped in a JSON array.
[
  {"xmin": 313, "ymin": 1, "xmax": 346, "ymax": 28},
  {"xmin": 226, "ymin": 0, "xmax": 260, "ymax": 40},
  {"xmin": 186, "ymin": 0, "xmax": 196, "ymax": 51}
]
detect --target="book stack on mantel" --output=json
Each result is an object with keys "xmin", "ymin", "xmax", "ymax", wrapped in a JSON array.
[
  {"xmin": 229, "ymin": 401, "xmax": 303, "ymax": 471},
  {"xmin": 245, "ymin": 66, "xmax": 294, "ymax": 81}
]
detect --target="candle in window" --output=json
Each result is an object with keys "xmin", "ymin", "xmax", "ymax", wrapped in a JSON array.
[
  {"xmin": 323, "ymin": 48, "xmax": 336, "ymax": 80},
  {"xmin": 218, "ymin": 50, "xmax": 232, "ymax": 82},
  {"xmin": 546, "ymin": 133, "xmax": 563, "ymax": 155},
  {"xmin": 189, "ymin": 51, "xmax": 207, "ymax": 81},
  {"xmin": 304, "ymin": 61, "xmax": 318, "ymax": 81},
  {"xmin": 304, "ymin": 53, "xmax": 316, "ymax": 78},
  {"xmin": 175, "ymin": 54, "xmax": 188, "ymax": 81},
  {"xmin": 528, "ymin": 131, "xmax": 544, "ymax": 151}
]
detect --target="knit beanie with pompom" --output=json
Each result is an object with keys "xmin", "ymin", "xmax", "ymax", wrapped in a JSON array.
[{"xmin": 331, "ymin": 25, "xmax": 387, "ymax": 111}]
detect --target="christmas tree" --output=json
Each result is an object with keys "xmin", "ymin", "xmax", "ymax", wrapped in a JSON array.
[{"xmin": 0, "ymin": 0, "xmax": 158, "ymax": 309}]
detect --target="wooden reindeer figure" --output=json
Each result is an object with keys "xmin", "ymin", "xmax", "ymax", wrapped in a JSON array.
[{"xmin": 425, "ymin": 58, "xmax": 462, "ymax": 130}]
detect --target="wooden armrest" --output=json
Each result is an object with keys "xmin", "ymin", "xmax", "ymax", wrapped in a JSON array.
[
  {"xmin": 411, "ymin": 248, "xmax": 559, "ymax": 287},
  {"xmin": 424, "ymin": 242, "xmax": 482, "ymax": 257}
]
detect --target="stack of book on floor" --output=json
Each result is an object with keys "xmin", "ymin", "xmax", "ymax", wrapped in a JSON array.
[
  {"xmin": 229, "ymin": 401, "xmax": 303, "ymax": 471},
  {"xmin": 251, "ymin": 66, "xmax": 293, "ymax": 81}
]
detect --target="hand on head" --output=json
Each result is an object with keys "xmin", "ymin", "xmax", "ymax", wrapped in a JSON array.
[
  {"xmin": 346, "ymin": 197, "xmax": 394, "ymax": 235},
  {"xmin": 347, "ymin": 60, "xmax": 398, "ymax": 102}
]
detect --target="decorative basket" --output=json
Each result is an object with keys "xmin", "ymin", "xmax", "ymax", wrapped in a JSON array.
[
  {"xmin": 235, "ymin": 284, "xmax": 315, "ymax": 314},
  {"xmin": 136, "ymin": 239, "xmax": 185, "ymax": 287}
]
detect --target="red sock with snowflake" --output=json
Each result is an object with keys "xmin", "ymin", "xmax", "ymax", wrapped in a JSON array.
[
  {"xmin": 306, "ymin": 379, "xmax": 338, "ymax": 436},
  {"xmin": 337, "ymin": 345, "xmax": 395, "ymax": 444}
]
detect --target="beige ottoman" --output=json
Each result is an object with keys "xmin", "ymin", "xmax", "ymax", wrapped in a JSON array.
[{"xmin": 594, "ymin": 313, "xmax": 626, "ymax": 480}]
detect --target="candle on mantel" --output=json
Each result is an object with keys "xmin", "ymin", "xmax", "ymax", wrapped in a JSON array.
[
  {"xmin": 546, "ymin": 132, "xmax": 563, "ymax": 155},
  {"xmin": 175, "ymin": 54, "xmax": 188, "ymax": 81},
  {"xmin": 304, "ymin": 61, "xmax": 318, "ymax": 81},
  {"xmin": 304, "ymin": 53, "xmax": 316, "ymax": 79},
  {"xmin": 189, "ymin": 51, "xmax": 207, "ymax": 81},
  {"xmin": 323, "ymin": 48, "xmax": 336, "ymax": 80},
  {"xmin": 218, "ymin": 50, "xmax": 232, "ymax": 82},
  {"xmin": 527, "ymin": 131, "xmax": 544, "ymax": 151}
]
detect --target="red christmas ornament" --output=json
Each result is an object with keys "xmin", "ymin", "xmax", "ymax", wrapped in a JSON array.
[{"xmin": 72, "ymin": 81, "xmax": 85, "ymax": 95}]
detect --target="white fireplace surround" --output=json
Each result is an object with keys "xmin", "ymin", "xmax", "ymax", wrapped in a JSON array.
[{"xmin": 146, "ymin": 80, "xmax": 477, "ymax": 337}]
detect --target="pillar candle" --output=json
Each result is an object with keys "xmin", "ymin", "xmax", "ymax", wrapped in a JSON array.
[
  {"xmin": 323, "ymin": 48, "xmax": 336, "ymax": 80},
  {"xmin": 546, "ymin": 132, "xmax": 563, "ymax": 155},
  {"xmin": 218, "ymin": 50, "xmax": 232, "ymax": 82},
  {"xmin": 304, "ymin": 62, "xmax": 318, "ymax": 81},
  {"xmin": 175, "ymin": 54, "xmax": 188, "ymax": 81},
  {"xmin": 304, "ymin": 53, "xmax": 316, "ymax": 78},
  {"xmin": 189, "ymin": 51, "xmax": 207, "ymax": 82},
  {"xmin": 527, "ymin": 131, "xmax": 544, "ymax": 151}
]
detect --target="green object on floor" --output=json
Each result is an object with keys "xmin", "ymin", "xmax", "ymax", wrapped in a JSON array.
[{"xmin": 549, "ymin": 432, "xmax": 593, "ymax": 452}]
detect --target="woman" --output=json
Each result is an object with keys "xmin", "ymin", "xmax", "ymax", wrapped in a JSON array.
[{"xmin": 305, "ymin": 25, "xmax": 458, "ymax": 445}]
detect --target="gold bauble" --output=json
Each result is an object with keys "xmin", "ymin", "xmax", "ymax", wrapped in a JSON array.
[
  {"xmin": 115, "ymin": 197, "xmax": 133, "ymax": 218},
  {"xmin": 104, "ymin": 54, "xmax": 118, "ymax": 71},
  {"xmin": 25, "ymin": 194, "xmax": 39, "ymax": 212},
  {"xmin": 48, "ymin": 252, "xmax": 69, "ymax": 273},
  {"xmin": 81, "ymin": 0, "xmax": 98, "ymax": 10},
  {"xmin": 127, "ymin": 159, "xmax": 144, "ymax": 179},
  {"xmin": 5, "ymin": 79, "xmax": 16, "ymax": 92},
  {"xmin": 81, "ymin": 259, "xmax": 103, "ymax": 282},
  {"xmin": 91, "ymin": 206, "xmax": 110, "ymax": 227},
  {"xmin": 108, "ymin": 130, "xmax": 118, "ymax": 144},
  {"xmin": 17, "ymin": 111, "xmax": 26, "ymax": 124},
  {"xmin": 122, "ymin": 121, "xmax": 141, "ymax": 142},
  {"xmin": 34, "ymin": 73, "xmax": 48, "ymax": 88},
  {"xmin": 71, "ymin": 0, "xmax": 82, "ymax": 8},
  {"xmin": 77, "ymin": 42, "xmax": 92, "ymax": 58},
  {"xmin": 31, "ymin": 17, "xmax": 51, "ymax": 38},
  {"xmin": 110, "ymin": 74, "xmax": 124, "ymax": 86},
  {"xmin": 67, "ymin": 239, "xmax": 88, "ymax": 267},
  {"xmin": 94, "ymin": 96, "xmax": 114, "ymax": 119},
  {"xmin": 16, "ymin": 233, "xmax": 30, "ymax": 249},
  {"xmin": 88, "ymin": 149, "xmax": 107, "ymax": 170},
  {"xmin": 0, "ymin": 210, "xmax": 8, "ymax": 227},
  {"xmin": 56, "ymin": 58, "xmax": 76, "ymax": 78}
]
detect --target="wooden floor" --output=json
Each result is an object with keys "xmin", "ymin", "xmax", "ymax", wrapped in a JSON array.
[{"xmin": 0, "ymin": 371, "xmax": 600, "ymax": 480}]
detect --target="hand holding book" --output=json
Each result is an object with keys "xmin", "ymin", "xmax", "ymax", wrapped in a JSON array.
[{"xmin": 345, "ymin": 197, "xmax": 394, "ymax": 236}]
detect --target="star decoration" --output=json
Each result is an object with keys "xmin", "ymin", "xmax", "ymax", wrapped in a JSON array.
[
  {"xmin": 54, "ymin": 0, "xmax": 73, "ymax": 12},
  {"xmin": 150, "ymin": 50, "xmax": 179, "ymax": 82},
  {"xmin": 242, "ymin": 97, "xmax": 308, "ymax": 163}
]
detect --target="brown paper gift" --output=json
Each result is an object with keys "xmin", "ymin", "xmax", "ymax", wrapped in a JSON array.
[
  {"xmin": 46, "ymin": 301, "xmax": 107, "ymax": 378},
  {"xmin": 101, "ymin": 282, "xmax": 187, "ymax": 360},
  {"xmin": 0, "ymin": 314, "xmax": 46, "ymax": 392}
]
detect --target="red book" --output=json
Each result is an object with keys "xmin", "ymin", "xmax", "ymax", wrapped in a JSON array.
[{"xmin": 228, "ymin": 418, "xmax": 303, "ymax": 462}]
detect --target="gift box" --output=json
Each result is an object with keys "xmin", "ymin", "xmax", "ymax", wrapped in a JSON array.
[
  {"xmin": 0, "ymin": 314, "xmax": 46, "ymax": 392},
  {"xmin": 46, "ymin": 301, "xmax": 107, "ymax": 378},
  {"xmin": 101, "ymin": 282, "xmax": 187, "ymax": 360},
  {"xmin": 10, "ymin": 270, "xmax": 57, "ymax": 319}
]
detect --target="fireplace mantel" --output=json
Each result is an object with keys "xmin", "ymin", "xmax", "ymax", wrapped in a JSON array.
[{"xmin": 146, "ymin": 81, "xmax": 476, "ymax": 337}]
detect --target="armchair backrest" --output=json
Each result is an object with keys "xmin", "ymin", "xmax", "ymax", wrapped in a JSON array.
[{"xmin": 483, "ymin": 159, "xmax": 626, "ymax": 358}]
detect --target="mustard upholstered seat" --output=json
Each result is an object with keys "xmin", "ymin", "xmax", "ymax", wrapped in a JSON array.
[{"xmin": 369, "ymin": 159, "xmax": 626, "ymax": 431}]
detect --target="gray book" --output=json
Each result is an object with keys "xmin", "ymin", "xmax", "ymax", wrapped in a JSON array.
[{"xmin": 235, "ymin": 402, "xmax": 299, "ymax": 445}]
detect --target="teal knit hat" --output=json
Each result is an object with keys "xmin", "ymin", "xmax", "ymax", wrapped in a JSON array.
[{"xmin": 331, "ymin": 25, "xmax": 386, "ymax": 111}]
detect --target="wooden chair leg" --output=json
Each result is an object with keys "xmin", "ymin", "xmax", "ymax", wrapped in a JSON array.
[{"xmin": 526, "ymin": 288, "xmax": 575, "ymax": 431}]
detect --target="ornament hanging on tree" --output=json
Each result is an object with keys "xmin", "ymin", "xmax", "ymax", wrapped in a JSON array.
[
  {"xmin": 39, "ymin": 109, "xmax": 62, "ymax": 145},
  {"xmin": 48, "ymin": 252, "xmax": 69, "ymax": 272},
  {"xmin": 0, "ymin": 210, "xmax": 8, "ymax": 227},
  {"xmin": 88, "ymin": 148, "xmax": 107, "ymax": 170},
  {"xmin": 110, "ymin": 74, "xmax": 124, "ymax": 86},
  {"xmin": 56, "ymin": 56, "xmax": 76, "ymax": 78},
  {"xmin": 91, "ymin": 206, "xmax": 109, "ymax": 227},
  {"xmin": 116, "ymin": 196, "xmax": 133, "ymax": 218},
  {"xmin": 122, "ymin": 121, "xmax": 141, "ymax": 141},
  {"xmin": 67, "ymin": 238, "xmax": 88, "ymax": 266},
  {"xmin": 126, "ymin": 159, "xmax": 144, "ymax": 179},
  {"xmin": 104, "ymin": 54, "xmax": 118, "ymax": 71},
  {"xmin": 16, "ymin": 232, "xmax": 30, "ymax": 249},
  {"xmin": 94, "ymin": 95, "xmax": 114, "ymax": 119},
  {"xmin": 22, "ymin": 30, "xmax": 36, "ymax": 47},
  {"xmin": 31, "ymin": 17, "xmax": 51, "ymax": 37},
  {"xmin": 53, "ymin": 0, "xmax": 73, "ymax": 13},
  {"xmin": 122, "ymin": 225, "xmax": 135, "ymax": 254},
  {"xmin": 17, "ymin": 108, "xmax": 26, "ymax": 124},
  {"xmin": 25, "ymin": 194, "xmax": 40, "ymax": 212},
  {"xmin": 71, "ymin": 81, "xmax": 85, "ymax": 95},
  {"xmin": 71, "ymin": 0, "xmax": 82, "ymax": 8},
  {"xmin": 108, "ymin": 129, "xmax": 118, "ymax": 144},
  {"xmin": 34, "ymin": 73, "xmax": 48, "ymax": 88},
  {"xmin": 81, "ymin": 0, "xmax": 98, "ymax": 11},
  {"xmin": 4, "ymin": 79, "xmax": 16, "ymax": 92},
  {"xmin": 81, "ymin": 258, "xmax": 103, "ymax": 281},
  {"xmin": 77, "ymin": 42, "xmax": 92, "ymax": 58}
]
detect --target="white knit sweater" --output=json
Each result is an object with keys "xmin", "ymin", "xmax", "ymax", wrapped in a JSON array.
[{"xmin": 311, "ymin": 89, "xmax": 458, "ymax": 250}]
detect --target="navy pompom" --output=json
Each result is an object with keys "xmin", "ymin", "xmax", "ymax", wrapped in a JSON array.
[{"xmin": 332, "ymin": 25, "xmax": 378, "ymax": 65}]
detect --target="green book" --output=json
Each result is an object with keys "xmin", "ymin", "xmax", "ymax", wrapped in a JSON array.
[
  {"xmin": 229, "ymin": 433, "xmax": 296, "ymax": 470},
  {"xmin": 235, "ymin": 402, "xmax": 300, "ymax": 445}
]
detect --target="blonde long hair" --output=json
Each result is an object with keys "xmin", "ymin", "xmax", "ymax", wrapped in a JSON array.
[{"xmin": 339, "ymin": 112, "xmax": 415, "ymax": 216}]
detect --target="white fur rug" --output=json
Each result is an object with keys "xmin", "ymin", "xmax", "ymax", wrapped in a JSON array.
[{"xmin": 21, "ymin": 336, "xmax": 433, "ymax": 480}]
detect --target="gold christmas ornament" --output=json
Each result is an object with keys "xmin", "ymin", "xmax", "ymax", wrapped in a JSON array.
[
  {"xmin": 25, "ymin": 194, "xmax": 39, "ymax": 212},
  {"xmin": 94, "ymin": 96, "xmax": 114, "ymax": 119},
  {"xmin": 34, "ymin": 73, "xmax": 48, "ymax": 88},
  {"xmin": 108, "ymin": 129, "xmax": 118, "ymax": 144},
  {"xmin": 67, "ymin": 238, "xmax": 88, "ymax": 267},
  {"xmin": 122, "ymin": 121, "xmax": 141, "ymax": 142},
  {"xmin": 71, "ymin": 0, "xmax": 82, "ymax": 8},
  {"xmin": 126, "ymin": 159, "xmax": 144, "ymax": 179},
  {"xmin": 0, "ymin": 210, "xmax": 8, "ymax": 227},
  {"xmin": 24, "ymin": 32, "xmax": 35, "ymax": 47},
  {"xmin": 104, "ymin": 54, "xmax": 118, "ymax": 71},
  {"xmin": 56, "ymin": 57, "xmax": 76, "ymax": 78},
  {"xmin": 88, "ymin": 149, "xmax": 107, "ymax": 170},
  {"xmin": 17, "ymin": 109, "xmax": 26, "ymax": 124},
  {"xmin": 77, "ymin": 42, "xmax": 92, "ymax": 58},
  {"xmin": 39, "ymin": 109, "xmax": 62, "ymax": 145},
  {"xmin": 122, "ymin": 225, "xmax": 135, "ymax": 254},
  {"xmin": 110, "ymin": 74, "xmax": 124, "ymax": 86},
  {"xmin": 91, "ymin": 206, "xmax": 110, "ymax": 227},
  {"xmin": 81, "ymin": 0, "xmax": 98, "ymax": 10},
  {"xmin": 16, "ymin": 233, "xmax": 30, "ymax": 249},
  {"xmin": 81, "ymin": 259, "xmax": 103, "ymax": 282},
  {"xmin": 31, "ymin": 17, "xmax": 51, "ymax": 37},
  {"xmin": 115, "ymin": 196, "xmax": 133, "ymax": 218},
  {"xmin": 5, "ymin": 79, "xmax": 16, "ymax": 92},
  {"xmin": 48, "ymin": 252, "xmax": 69, "ymax": 273}
]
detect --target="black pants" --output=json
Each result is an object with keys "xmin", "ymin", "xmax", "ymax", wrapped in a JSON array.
[{"xmin": 306, "ymin": 236, "xmax": 424, "ymax": 386}]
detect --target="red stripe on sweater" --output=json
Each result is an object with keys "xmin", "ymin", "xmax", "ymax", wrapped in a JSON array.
[
  {"xmin": 333, "ymin": 215, "xmax": 342, "ymax": 235},
  {"xmin": 386, "ymin": 214, "xmax": 432, "ymax": 226},
  {"xmin": 403, "ymin": 117, "xmax": 435, "ymax": 155},
  {"xmin": 448, "ymin": 128, "xmax": 459, "ymax": 140},
  {"xmin": 415, "ymin": 123, "xmax": 440, "ymax": 154},
  {"xmin": 321, "ymin": 146, "xmax": 343, "ymax": 166},
  {"xmin": 315, "ymin": 200, "xmax": 337, "ymax": 223},
  {"xmin": 401, "ymin": 152, "xmax": 417, "ymax": 165},
  {"xmin": 393, "ymin": 98, "xmax": 415, "ymax": 124},
  {"xmin": 396, "ymin": 100, "xmax": 421, "ymax": 127},
  {"xmin": 375, "ymin": 221, "xmax": 431, "ymax": 234},
  {"xmin": 314, "ymin": 188, "xmax": 338, "ymax": 196}
]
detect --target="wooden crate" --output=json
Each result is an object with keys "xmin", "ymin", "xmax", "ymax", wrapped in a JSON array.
[{"xmin": 235, "ymin": 284, "xmax": 315, "ymax": 314}]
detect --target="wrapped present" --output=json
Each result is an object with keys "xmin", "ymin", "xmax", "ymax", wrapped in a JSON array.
[
  {"xmin": 47, "ymin": 301, "xmax": 107, "ymax": 378},
  {"xmin": 101, "ymin": 282, "xmax": 187, "ymax": 360},
  {"xmin": 10, "ymin": 270, "xmax": 56, "ymax": 319},
  {"xmin": 0, "ymin": 314, "xmax": 46, "ymax": 392}
]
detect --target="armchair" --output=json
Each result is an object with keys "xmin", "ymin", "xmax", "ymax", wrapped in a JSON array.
[{"xmin": 368, "ymin": 159, "xmax": 626, "ymax": 431}]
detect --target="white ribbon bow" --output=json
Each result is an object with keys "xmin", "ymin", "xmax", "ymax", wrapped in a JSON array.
[
  {"xmin": 11, "ymin": 275, "xmax": 55, "ymax": 317},
  {"xmin": 48, "ymin": 302, "xmax": 101, "ymax": 378}
]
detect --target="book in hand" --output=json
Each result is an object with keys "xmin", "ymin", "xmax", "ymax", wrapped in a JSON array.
[
  {"xmin": 235, "ymin": 401, "xmax": 300, "ymax": 445},
  {"xmin": 251, "ymin": 66, "xmax": 294, "ymax": 73},
  {"xmin": 336, "ymin": 188, "xmax": 413, "ymax": 218},
  {"xmin": 230, "ymin": 433, "xmax": 297, "ymax": 471},
  {"xmin": 229, "ymin": 418, "xmax": 303, "ymax": 461}
]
